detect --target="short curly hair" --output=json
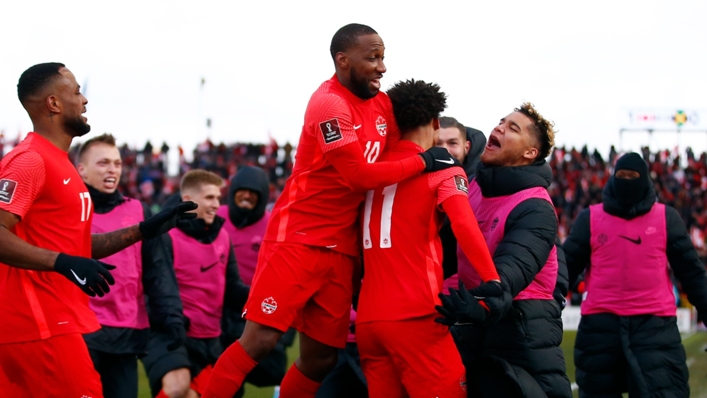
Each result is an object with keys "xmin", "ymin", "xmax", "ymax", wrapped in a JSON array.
[
  {"xmin": 515, "ymin": 102, "xmax": 555, "ymax": 160},
  {"xmin": 387, "ymin": 79, "xmax": 447, "ymax": 132}
]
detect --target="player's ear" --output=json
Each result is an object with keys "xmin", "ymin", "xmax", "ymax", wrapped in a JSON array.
[
  {"xmin": 46, "ymin": 94, "xmax": 61, "ymax": 114},
  {"xmin": 76, "ymin": 162, "xmax": 87, "ymax": 179},
  {"xmin": 335, "ymin": 52, "xmax": 348, "ymax": 70}
]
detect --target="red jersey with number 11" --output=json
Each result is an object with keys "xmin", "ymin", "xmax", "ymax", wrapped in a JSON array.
[
  {"xmin": 0, "ymin": 133, "xmax": 98, "ymax": 344},
  {"xmin": 357, "ymin": 140, "xmax": 470, "ymax": 323},
  {"xmin": 264, "ymin": 75, "xmax": 400, "ymax": 256}
]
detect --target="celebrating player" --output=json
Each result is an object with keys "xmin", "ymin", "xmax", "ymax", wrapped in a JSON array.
[
  {"xmin": 0, "ymin": 62, "xmax": 196, "ymax": 396},
  {"xmin": 202, "ymin": 23, "xmax": 457, "ymax": 398},
  {"xmin": 355, "ymin": 79, "xmax": 499, "ymax": 398}
]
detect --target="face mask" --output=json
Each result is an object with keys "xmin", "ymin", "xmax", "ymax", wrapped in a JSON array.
[{"xmin": 613, "ymin": 176, "xmax": 648, "ymax": 206}]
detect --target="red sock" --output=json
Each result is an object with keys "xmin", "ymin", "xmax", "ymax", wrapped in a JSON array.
[
  {"xmin": 201, "ymin": 341, "xmax": 257, "ymax": 398},
  {"xmin": 279, "ymin": 364, "xmax": 321, "ymax": 398}
]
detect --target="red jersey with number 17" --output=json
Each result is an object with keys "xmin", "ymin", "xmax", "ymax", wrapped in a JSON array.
[
  {"xmin": 0, "ymin": 133, "xmax": 99, "ymax": 344},
  {"xmin": 357, "ymin": 140, "xmax": 469, "ymax": 323},
  {"xmin": 264, "ymin": 75, "xmax": 399, "ymax": 256}
]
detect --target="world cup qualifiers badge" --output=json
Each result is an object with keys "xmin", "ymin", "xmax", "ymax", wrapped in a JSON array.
[{"xmin": 261, "ymin": 297, "xmax": 278, "ymax": 314}]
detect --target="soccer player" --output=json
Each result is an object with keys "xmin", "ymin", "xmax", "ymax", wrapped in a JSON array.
[
  {"xmin": 217, "ymin": 165, "xmax": 295, "ymax": 394},
  {"xmin": 77, "ymin": 133, "xmax": 186, "ymax": 398},
  {"xmin": 202, "ymin": 23, "xmax": 457, "ymax": 398},
  {"xmin": 141, "ymin": 170, "xmax": 250, "ymax": 398},
  {"xmin": 436, "ymin": 103, "xmax": 572, "ymax": 398},
  {"xmin": 355, "ymin": 79, "xmax": 499, "ymax": 398},
  {"xmin": 0, "ymin": 62, "xmax": 196, "ymax": 396}
]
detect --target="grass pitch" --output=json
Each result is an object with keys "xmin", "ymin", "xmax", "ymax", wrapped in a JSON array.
[{"xmin": 137, "ymin": 331, "xmax": 707, "ymax": 398}]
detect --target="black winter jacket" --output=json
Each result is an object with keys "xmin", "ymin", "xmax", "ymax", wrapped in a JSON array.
[
  {"xmin": 562, "ymin": 176, "xmax": 707, "ymax": 397},
  {"xmin": 455, "ymin": 161, "xmax": 571, "ymax": 398}
]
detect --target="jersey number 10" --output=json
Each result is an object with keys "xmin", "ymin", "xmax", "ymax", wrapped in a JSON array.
[{"xmin": 362, "ymin": 183, "xmax": 398, "ymax": 249}]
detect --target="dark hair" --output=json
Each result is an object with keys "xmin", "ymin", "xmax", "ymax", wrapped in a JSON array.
[
  {"xmin": 515, "ymin": 102, "xmax": 555, "ymax": 160},
  {"xmin": 330, "ymin": 23, "xmax": 378, "ymax": 60},
  {"xmin": 77, "ymin": 133, "xmax": 117, "ymax": 163},
  {"xmin": 387, "ymin": 79, "xmax": 447, "ymax": 132},
  {"xmin": 17, "ymin": 62, "xmax": 65, "ymax": 105},
  {"xmin": 439, "ymin": 116, "xmax": 466, "ymax": 141}
]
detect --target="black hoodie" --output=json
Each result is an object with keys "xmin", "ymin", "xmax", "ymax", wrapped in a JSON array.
[{"xmin": 227, "ymin": 166, "xmax": 270, "ymax": 229}]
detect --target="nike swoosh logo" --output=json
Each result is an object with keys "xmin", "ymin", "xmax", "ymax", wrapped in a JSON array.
[
  {"xmin": 70, "ymin": 269, "xmax": 87, "ymax": 285},
  {"xmin": 200, "ymin": 261, "xmax": 218, "ymax": 272},
  {"xmin": 618, "ymin": 235, "xmax": 642, "ymax": 244},
  {"xmin": 353, "ymin": 124, "xmax": 362, "ymax": 130},
  {"xmin": 63, "ymin": 178, "xmax": 71, "ymax": 185},
  {"xmin": 435, "ymin": 158, "xmax": 455, "ymax": 165}
]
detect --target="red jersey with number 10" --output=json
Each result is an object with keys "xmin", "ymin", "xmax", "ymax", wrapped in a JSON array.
[
  {"xmin": 264, "ymin": 75, "xmax": 399, "ymax": 256},
  {"xmin": 357, "ymin": 140, "xmax": 469, "ymax": 323},
  {"xmin": 0, "ymin": 133, "xmax": 99, "ymax": 344}
]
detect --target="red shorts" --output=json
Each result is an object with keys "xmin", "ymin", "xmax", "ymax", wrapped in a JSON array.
[
  {"xmin": 244, "ymin": 241, "xmax": 356, "ymax": 349},
  {"xmin": 357, "ymin": 316, "xmax": 466, "ymax": 398},
  {"xmin": 0, "ymin": 333, "xmax": 103, "ymax": 397}
]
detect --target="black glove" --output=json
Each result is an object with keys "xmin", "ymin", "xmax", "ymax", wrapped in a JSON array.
[
  {"xmin": 419, "ymin": 147, "xmax": 461, "ymax": 172},
  {"xmin": 435, "ymin": 281, "xmax": 489, "ymax": 326},
  {"xmin": 468, "ymin": 280, "xmax": 513, "ymax": 324},
  {"xmin": 165, "ymin": 322, "xmax": 188, "ymax": 351},
  {"xmin": 139, "ymin": 201, "xmax": 198, "ymax": 240},
  {"xmin": 53, "ymin": 253, "xmax": 116, "ymax": 297}
]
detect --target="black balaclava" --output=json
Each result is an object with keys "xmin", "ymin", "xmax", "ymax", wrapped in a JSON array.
[
  {"xmin": 227, "ymin": 166, "xmax": 270, "ymax": 229},
  {"xmin": 613, "ymin": 152, "xmax": 650, "ymax": 207}
]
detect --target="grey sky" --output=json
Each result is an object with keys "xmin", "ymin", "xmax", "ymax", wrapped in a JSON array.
[{"xmin": 2, "ymin": 0, "xmax": 706, "ymax": 162}]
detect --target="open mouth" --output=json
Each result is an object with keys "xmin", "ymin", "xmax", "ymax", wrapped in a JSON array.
[
  {"xmin": 487, "ymin": 134, "xmax": 501, "ymax": 149},
  {"xmin": 370, "ymin": 77, "xmax": 382, "ymax": 90},
  {"xmin": 104, "ymin": 177, "xmax": 117, "ymax": 188}
]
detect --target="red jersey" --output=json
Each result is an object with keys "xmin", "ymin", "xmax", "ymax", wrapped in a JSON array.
[
  {"xmin": 357, "ymin": 140, "xmax": 470, "ymax": 323},
  {"xmin": 0, "ymin": 133, "xmax": 99, "ymax": 344},
  {"xmin": 264, "ymin": 75, "xmax": 404, "ymax": 256}
]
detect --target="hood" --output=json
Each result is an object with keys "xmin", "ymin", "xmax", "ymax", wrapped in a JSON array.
[
  {"xmin": 602, "ymin": 152, "xmax": 655, "ymax": 219},
  {"xmin": 464, "ymin": 127, "xmax": 486, "ymax": 178},
  {"xmin": 475, "ymin": 160, "xmax": 552, "ymax": 198},
  {"xmin": 227, "ymin": 166, "xmax": 270, "ymax": 228}
]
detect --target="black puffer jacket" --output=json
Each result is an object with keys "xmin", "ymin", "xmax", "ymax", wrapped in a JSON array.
[
  {"xmin": 562, "ymin": 175, "xmax": 707, "ymax": 397},
  {"xmin": 455, "ymin": 161, "xmax": 571, "ymax": 398}
]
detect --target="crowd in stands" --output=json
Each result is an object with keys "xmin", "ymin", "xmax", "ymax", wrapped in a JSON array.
[
  {"xmin": 2, "ymin": 134, "xmax": 706, "ymax": 261},
  {"xmin": 549, "ymin": 144, "xmax": 707, "ymax": 262}
]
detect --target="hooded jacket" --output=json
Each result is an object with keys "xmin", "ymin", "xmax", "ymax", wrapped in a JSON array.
[
  {"xmin": 562, "ymin": 159, "xmax": 707, "ymax": 397},
  {"xmin": 225, "ymin": 166, "xmax": 270, "ymax": 229},
  {"xmin": 456, "ymin": 160, "xmax": 572, "ymax": 398}
]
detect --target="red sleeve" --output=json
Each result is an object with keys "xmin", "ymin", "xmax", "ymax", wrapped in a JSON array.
[
  {"xmin": 0, "ymin": 151, "xmax": 45, "ymax": 219},
  {"xmin": 441, "ymin": 194, "xmax": 500, "ymax": 283},
  {"xmin": 310, "ymin": 93, "xmax": 360, "ymax": 153},
  {"xmin": 324, "ymin": 143, "xmax": 424, "ymax": 192},
  {"xmin": 430, "ymin": 167, "xmax": 469, "ymax": 206}
]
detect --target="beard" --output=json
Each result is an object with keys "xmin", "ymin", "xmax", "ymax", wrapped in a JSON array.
[
  {"xmin": 64, "ymin": 115, "xmax": 91, "ymax": 137},
  {"xmin": 349, "ymin": 67, "xmax": 377, "ymax": 100}
]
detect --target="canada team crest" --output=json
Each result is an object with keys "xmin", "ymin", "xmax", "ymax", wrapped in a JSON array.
[
  {"xmin": 261, "ymin": 297, "xmax": 278, "ymax": 314},
  {"xmin": 376, "ymin": 116, "xmax": 387, "ymax": 137}
]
